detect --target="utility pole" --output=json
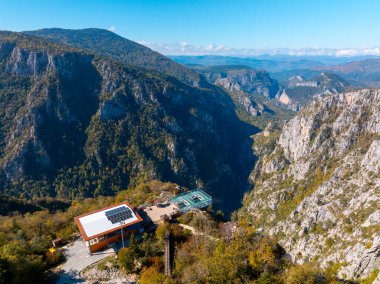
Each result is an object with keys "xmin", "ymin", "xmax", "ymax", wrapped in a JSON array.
[{"xmin": 120, "ymin": 220, "xmax": 125, "ymax": 248}]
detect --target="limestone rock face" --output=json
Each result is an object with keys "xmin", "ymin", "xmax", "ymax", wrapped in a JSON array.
[
  {"xmin": 203, "ymin": 68, "xmax": 281, "ymax": 99},
  {"xmin": 199, "ymin": 67, "xmax": 282, "ymax": 118},
  {"xmin": 0, "ymin": 32, "xmax": 255, "ymax": 214},
  {"xmin": 1, "ymin": 44, "xmax": 100, "ymax": 180},
  {"xmin": 282, "ymin": 72, "xmax": 350, "ymax": 110},
  {"xmin": 242, "ymin": 89, "xmax": 380, "ymax": 280},
  {"xmin": 278, "ymin": 90, "xmax": 291, "ymax": 105}
]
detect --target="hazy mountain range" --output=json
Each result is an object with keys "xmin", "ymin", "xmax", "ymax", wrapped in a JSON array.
[
  {"xmin": 142, "ymin": 41, "xmax": 380, "ymax": 57},
  {"xmin": 170, "ymin": 54, "xmax": 374, "ymax": 73}
]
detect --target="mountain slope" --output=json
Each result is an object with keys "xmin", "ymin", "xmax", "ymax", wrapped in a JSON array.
[
  {"xmin": 313, "ymin": 57, "xmax": 380, "ymax": 87},
  {"xmin": 280, "ymin": 72, "xmax": 350, "ymax": 110},
  {"xmin": 192, "ymin": 65, "xmax": 293, "ymax": 129},
  {"xmin": 0, "ymin": 31, "xmax": 256, "ymax": 213},
  {"xmin": 25, "ymin": 28, "xmax": 207, "ymax": 87},
  {"xmin": 195, "ymin": 65, "xmax": 281, "ymax": 99},
  {"xmin": 240, "ymin": 89, "xmax": 380, "ymax": 280},
  {"xmin": 170, "ymin": 55, "xmax": 368, "ymax": 73}
]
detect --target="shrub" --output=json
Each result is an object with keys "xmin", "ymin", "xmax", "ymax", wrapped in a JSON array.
[
  {"xmin": 139, "ymin": 266, "xmax": 168, "ymax": 284},
  {"xmin": 285, "ymin": 264, "xmax": 328, "ymax": 284},
  {"xmin": 325, "ymin": 238, "xmax": 334, "ymax": 248},
  {"xmin": 118, "ymin": 247, "xmax": 135, "ymax": 273},
  {"xmin": 361, "ymin": 269, "xmax": 379, "ymax": 284},
  {"xmin": 118, "ymin": 234, "xmax": 141, "ymax": 273},
  {"xmin": 155, "ymin": 223, "xmax": 171, "ymax": 242}
]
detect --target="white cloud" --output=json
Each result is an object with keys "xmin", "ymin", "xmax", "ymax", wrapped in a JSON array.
[
  {"xmin": 205, "ymin": 44, "xmax": 214, "ymax": 51},
  {"xmin": 215, "ymin": 45, "xmax": 228, "ymax": 51},
  {"xmin": 336, "ymin": 47, "xmax": 380, "ymax": 56},
  {"xmin": 108, "ymin": 26, "xmax": 116, "ymax": 32},
  {"xmin": 180, "ymin": 41, "xmax": 188, "ymax": 51},
  {"xmin": 205, "ymin": 44, "xmax": 229, "ymax": 51},
  {"xmin": 136, "ymin": 41, "xmax": 380, "ymax": 57}
]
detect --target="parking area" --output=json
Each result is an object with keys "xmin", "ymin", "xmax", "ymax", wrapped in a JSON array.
[{"xmin": 55, "ymin": 239, "xmax": 118, "ymax": 283}]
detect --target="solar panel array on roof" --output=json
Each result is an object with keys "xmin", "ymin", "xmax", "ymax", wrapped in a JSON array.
[
  {"xmin": 105, "ymin": 207, "xmax": 133, "ymax": 224},
  {"xmin": 77, "ymin": 204, "xmax": 140, "ymax": 239}
]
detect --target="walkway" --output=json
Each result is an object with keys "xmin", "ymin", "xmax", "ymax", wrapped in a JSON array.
[{"xmin": 179, "ymin": 223, "xmax": 218, "ymax": 240}]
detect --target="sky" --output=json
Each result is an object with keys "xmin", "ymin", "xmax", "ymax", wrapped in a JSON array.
[{"xmin": 1, "ymin": 0, "xmax": 380, "ymax": 56}]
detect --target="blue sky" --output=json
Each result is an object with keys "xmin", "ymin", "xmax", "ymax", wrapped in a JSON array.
[{"xmin": 0, "ymin": 0, "xmax": 379, "ymax": 54}]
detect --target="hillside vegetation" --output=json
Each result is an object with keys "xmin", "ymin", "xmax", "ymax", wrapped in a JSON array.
[
  {"xmin": 0, "ymin": 31, "xmax": 256, "ymax": 214},
  {"xmin": 0, "ymin": 180, "xmax": 347, "ymax": 284}
]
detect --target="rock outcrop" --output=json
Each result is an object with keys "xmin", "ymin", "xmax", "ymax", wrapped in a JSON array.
[
  {"xmin": 203, "ymin": 68, "xmax": 281, "ymax": 99},
  {"xmin": 199, "ymin": 66, "xmax": 282, "ymax": 117},
  {"xmin": 282, "ymin": 72, "xmax": 350, "ymax": 110},
  {"xmin": 242, "ymin": 89, "xmax": 380, "ymax": 280}
]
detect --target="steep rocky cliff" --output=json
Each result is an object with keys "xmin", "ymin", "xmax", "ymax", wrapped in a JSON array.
[
  {"xmin": 0, "ymin": 32, "xmax": 256, "ymax": 213},
  {"xmin": 192, "ymin": 65, "xmax": 292, "ymax": 129},
  {"xmin": 280, "ymin": 72, "xmax": 350, "ymax": 111},
  {"xmin": 241, "ymin": 89, "xmax": 380, "ymax": 281},
  {"xmin": 199, "ymin": 65, "xmax": 281, "ymax": 99}
]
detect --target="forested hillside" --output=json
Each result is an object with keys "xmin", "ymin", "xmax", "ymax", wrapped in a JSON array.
[{"xmin": 0, "ymin": 31, "xmax": 256, "ymax": 213}]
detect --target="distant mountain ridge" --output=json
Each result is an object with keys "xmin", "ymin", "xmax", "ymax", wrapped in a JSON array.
[
  {"xmin": 313, "ymin": 57, "xmax": 380, "ymax": 87},
  {"xmin": 280, "ymin": 72, "xmax": 350, "ymax": 110},
  {"xmin": 195, "ymin": 65, "xmax": 281, "ymax": 99},
  {"xmin": 170, "ymin": 55, "xmax": 372, "ymax": 73},
  {"xmin": 193, "ymin": 64, "xmax": 349, "ymax": 118},
  {"xmin": 172, "ymin": 54, "xmax": 380, "ymax": 96},
  {"xmin": 191, "ymin": 64, "xmax": 293, "ymax": 129},
  {"xmin": 25, "ymin": 28, "xmax": 209, "ymax": 87}
]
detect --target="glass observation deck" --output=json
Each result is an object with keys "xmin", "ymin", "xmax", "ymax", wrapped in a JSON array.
[{"xmin": 170, "ymin": 189, "xmax": 212, "ymax": 212}]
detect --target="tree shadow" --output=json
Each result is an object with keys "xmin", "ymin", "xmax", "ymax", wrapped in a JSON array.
[{"xmin": 46, "ymin": 269, "xmax": 85, "ymax": 284}]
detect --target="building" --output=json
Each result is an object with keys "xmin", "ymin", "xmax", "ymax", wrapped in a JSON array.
[
  {"xmin": 74, "ymin": 202, "xmax": 143, "ymax": 253},
  {"xmin": 142, "ymin": 189, "xmax": 213, "ymax": 225},
  {"xmin": 143, "ymin": 202, "xmax": 181, "ymax": 225},
  {"xmin": 170, "ymin": 189, "xmax": 212, "ymax": 213}
]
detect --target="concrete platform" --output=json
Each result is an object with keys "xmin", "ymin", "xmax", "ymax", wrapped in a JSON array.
[{"xmin": 143, "ymin": 202, "xmax": 180, "ymax": 224}]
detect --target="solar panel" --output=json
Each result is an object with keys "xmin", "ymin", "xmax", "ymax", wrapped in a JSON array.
[{"xmin": 105, "ymin": 206, "xmax": 134, "ymax": 224}]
